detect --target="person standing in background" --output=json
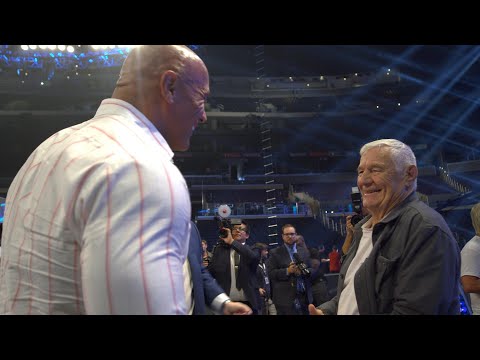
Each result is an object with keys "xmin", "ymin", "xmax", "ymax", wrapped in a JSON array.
[
  {"xmin": 328, "ymin": 245, "xmax": 341, "ymax": 273},
  {"xmin": 186, "ymin": 221, "xmax": 252, "ymax": 315},
  {"xmin": 252, "ymin": 242, "xmax": 277, "ymax": 315},
  {"xmin": 201, "ymin": 239, "xmax": 213, "ymax": 267},
  {"xmin": 268, "ymin": 224, "xmax": 312, "ymax": 315},
  {"xmin": 460, "ymin": 203, "xmax": 480, "ymax": 315},
  {"xmin": 208, "ymin": 220, "xmax": 260, "ymax": 314}
]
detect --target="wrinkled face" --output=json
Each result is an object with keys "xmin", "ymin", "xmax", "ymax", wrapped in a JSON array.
[
  {"xmin": 357, "ymin": 147, "xmax": 410, "ymax": 219},
  {"xmin": 168, "ymin": 60, "xmax": 209, "ymax": 151},
  {"xmin": 282, "ymin": 226, "xmax": 297, "ymax": 246}
]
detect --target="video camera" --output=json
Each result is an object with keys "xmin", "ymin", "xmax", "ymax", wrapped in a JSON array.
[
  {"xmin": 293, "ymin": 253, "xmax": 310, "ymax": 277},
  {"xmin": 350, "ymin": 186, "xmax": 364, "ymax": 226},
  {"xmin": 214, "ymin": 216, "xmax": 242, "ymax": 238}
]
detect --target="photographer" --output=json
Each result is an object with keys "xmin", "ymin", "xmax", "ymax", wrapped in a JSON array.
[
  {"xmin": 185, "ymin": 221, "xmax": 251, "ymax": 315},
  {"xmin": 267, "ymin": 224, "xmax": 313, "ymax": 315},
  {"xmin": 208, "ymin": 220, "xmax": 260, "ymax": 314},
  {"xmin": 342, "ymin": 206, "xmax": 372, "ymax": 255},
  {"xmin": 341, "ymin": 215, "xmax": 354, "ymax": 256}
]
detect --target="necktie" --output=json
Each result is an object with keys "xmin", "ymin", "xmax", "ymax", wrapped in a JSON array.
[{"xmin": 234, "ymin": 250, "xmax": 241, "ymax": 290}]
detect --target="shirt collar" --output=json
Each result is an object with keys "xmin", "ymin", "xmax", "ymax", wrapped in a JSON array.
[{"xmin": 95, "ymin": 98, "xmax": 174, "ymax": 160}]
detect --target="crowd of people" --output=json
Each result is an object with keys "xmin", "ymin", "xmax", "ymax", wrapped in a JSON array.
[{"xmin": 0, "ymin": 45, "xmax": 473, "ymax": 315}]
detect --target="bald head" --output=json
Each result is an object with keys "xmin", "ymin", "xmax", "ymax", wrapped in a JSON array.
[
  {"xmin": 116, "ymin": 45, "xmax": 203, "ymax": 88},
  {"xmin": 112, "ymin": 45, "xmax": 209, "ymax": 152}
]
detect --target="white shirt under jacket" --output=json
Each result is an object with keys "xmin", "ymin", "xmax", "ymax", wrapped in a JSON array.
[{"xmin": 0, "ymin": 99, "xmax": 191, "ymax": 315}]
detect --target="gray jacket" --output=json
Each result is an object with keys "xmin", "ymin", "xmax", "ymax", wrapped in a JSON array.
[{"xmin": 319, "ymin": 192, "xmax": 460, "ymax": 315}]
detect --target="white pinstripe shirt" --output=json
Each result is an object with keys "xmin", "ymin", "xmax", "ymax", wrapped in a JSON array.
[{"xmin": 0, "ymin": 99, "xmax": 191, "ymax": 314}]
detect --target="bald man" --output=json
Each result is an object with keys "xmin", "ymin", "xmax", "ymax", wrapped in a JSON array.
[{"xmin": 0, "ymin": 46, "xmax": 209, "ymax": 314}]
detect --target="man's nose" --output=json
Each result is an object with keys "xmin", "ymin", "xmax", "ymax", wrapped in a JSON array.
[{"xmin": 199, "ymin": 109, "xmax": 207, "ymax": 123}]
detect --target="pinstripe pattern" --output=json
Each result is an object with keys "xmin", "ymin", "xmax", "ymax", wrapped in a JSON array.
[{"xmin": 0, "ymin": 99, "xmax": 191, "ymax": 314}]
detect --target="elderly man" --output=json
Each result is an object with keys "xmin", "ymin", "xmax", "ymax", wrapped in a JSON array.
[{"xmin": 309, "ymin": 139, "xmax": 460, "ymax": 315}]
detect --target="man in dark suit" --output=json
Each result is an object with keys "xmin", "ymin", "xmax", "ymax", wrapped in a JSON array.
[
  {"xmin": 208, "ymin": 220, "xmax": 260, "ymax": 314},
  {"xmin": 267, "ymin": 224, "xmax": 313, "ymax": 315},
  {"xmin": 187, "ymin": 221, "xmax": 252, "ymax": 315}
]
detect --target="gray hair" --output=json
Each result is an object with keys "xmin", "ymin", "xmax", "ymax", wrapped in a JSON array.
[
  {"xmin": 360, "ymin": 139, "xmax": 417, "ymax": 190},
  {"xmin": 471, "ymin": 203, "xmax": 480, "ymax": 235}
]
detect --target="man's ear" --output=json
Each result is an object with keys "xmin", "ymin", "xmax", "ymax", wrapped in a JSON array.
[
  {"xmin": 405, "ymin": 165, "xmax": 418, "ymax": 187},
  {"xmin": 160, "ymin": 70, "xmax": 178, "ymax": 104}
]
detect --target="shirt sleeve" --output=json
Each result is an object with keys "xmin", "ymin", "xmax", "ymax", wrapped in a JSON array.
[{"xmin": 461, "ymin": 241, "xmax": 480, "ymax": 278}]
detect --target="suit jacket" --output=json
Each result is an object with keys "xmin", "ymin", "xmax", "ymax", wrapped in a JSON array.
[
  {"xmin": 267, "ymin": 244, "xmax": 312, "ymax": 308},
  {"xmin": 188, "ymin": 221, "xmax": 225, "ymax": 315},
  {"xmin": 208, "ymin": 239, "xmax": 260, "ymax": 312}
]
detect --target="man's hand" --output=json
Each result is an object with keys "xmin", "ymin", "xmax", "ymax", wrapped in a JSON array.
[
  {"xmin": 259, "ymin": 288, "xmax": 266, "ymax": 297},
  {"xmin": 287, "ymin": 262, "xmax": 301, "ymax": 276},
  {"xmin": 346, "ymin": 215, "xmax": 354, "ymax": 235},
  {"xmin": 223, "ymin": 301, "xmax": 252, "ymax": 315},
  {"xmin": 308, "ymin": 304, "xmax": 324, "ymax": 315},
  {"xmin": 220, "ymin": 227, "xmax": 234, "ymax": 245}
]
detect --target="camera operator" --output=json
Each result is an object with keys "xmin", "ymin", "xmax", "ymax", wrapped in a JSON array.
[
  {"xmin": 208, "ymin": 220, "xmax": 260, "ymax": 314},
  {"xmin": 267, "ymin": 224, "xmax": 313, "ymax": 315},
  {"xmin": 342, "ymin": 206, "xmax": 371, "ymax": 255},
  {"xmin": 342, "ymin": 189, "xmax": 370, "ymax": 255},
  {"xmin": 342, "ymin": 215, "xmax": 355, "ymax": 255},
  {"xmin": 185, "ymin": 221, "xmax": 252, "ymax": 315}
]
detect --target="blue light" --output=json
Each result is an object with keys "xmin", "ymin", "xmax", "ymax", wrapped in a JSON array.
[{"xmin": 49, "ymin": 53, "xmax": 55, "ymax": 58}]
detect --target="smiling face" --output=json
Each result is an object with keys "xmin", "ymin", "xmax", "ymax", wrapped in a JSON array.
[
  {"xmin": 232, "ymin": 223, "xmax": 249, "ymax": 243},
  {"xmin": 166, "ymin": 59, "xmax": 209, "ymax": 151},
  {"xmin": 357, "ymin": 146, "xmax": 416, "ymax": 222}
]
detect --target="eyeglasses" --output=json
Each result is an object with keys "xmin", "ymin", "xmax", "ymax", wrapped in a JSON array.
[
  {"xmin": 283, "ymin": 233, "xmax": 296, "ymax": 236},
  {"xmin": 233, "ymin": 227, "xmax": 247, "ymax": 232}
]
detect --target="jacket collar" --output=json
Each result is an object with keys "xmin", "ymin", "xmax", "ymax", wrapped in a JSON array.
[{"xmin": 356, "ymin": 191, "xmax": 418, "ymax": 228}]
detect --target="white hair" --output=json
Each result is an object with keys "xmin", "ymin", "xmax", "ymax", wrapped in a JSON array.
[
  {"xmin": 471, "ymin": 203, "xmax": 480, "ymax": 235},
  {"xmin": 360, "ymin": 139, "xmax": 417, "ymax": 190}
]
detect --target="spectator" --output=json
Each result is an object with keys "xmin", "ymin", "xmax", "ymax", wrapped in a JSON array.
[{"xmin": 309, "ymin": 139, "xmax": 460, "ymax": 315}]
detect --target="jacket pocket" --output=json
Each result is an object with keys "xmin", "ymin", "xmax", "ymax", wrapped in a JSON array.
[{"xmin": 374, "ymin": 255, "xmax": 399, "ymax": 302}]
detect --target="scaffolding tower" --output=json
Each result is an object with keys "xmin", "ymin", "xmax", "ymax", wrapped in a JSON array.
[{"xmin": 255, "ymin": 45, "xmax": 280, "ymax": 246}]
